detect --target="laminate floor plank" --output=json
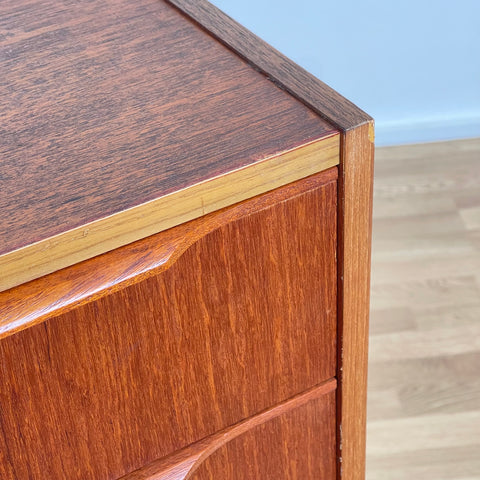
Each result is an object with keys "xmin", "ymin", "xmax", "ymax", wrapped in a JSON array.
[
  {"xmin": 369, "ymin": 321, "xmax": 480, "ymax": 362},
  {"xmin": 369, "ymin": 307, "xmax": 416, "ymax": 335},
  {"xmin": 367, "ymin": 138, "xmax": 480, "ymax": 480},
  {"xmin": 368, "ymin": 352, "xmax": 480, "ymax": 390},
  {"xmin": 371, "ymin": 275, "xmax": 480, "ymax": 310},
  {"xmin": 372, "ymin": 253, "xmax": 480, "ymax": 285},
  {"xmin": 367, "ymin": 410, "xmax": 480, "ymax": 455},
  {"xmin": 367, "ymin": 445, "xmax": 480, "ymax": 480}
]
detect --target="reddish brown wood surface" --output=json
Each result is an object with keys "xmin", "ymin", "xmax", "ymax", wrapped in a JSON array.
[
  {"xmin": 167, "ymin": 0, "xmax": 372, "ymax": 132},
  {"xmin": 0, "ymin": 0, "xmax": 335, "ymax": 256},
  {"xmin": 336, "ymin": 123, "xmax": 374, "ymax": 480},
  {"xmin": 0, "ymin": 172, "xmax": 337, "ymax": 480},
  {"xmin": 120, "ymin": 379, "xmax": 336, "ymax": 480}
]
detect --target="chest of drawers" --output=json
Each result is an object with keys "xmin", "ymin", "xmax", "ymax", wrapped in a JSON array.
[{"xmin": 0, "ymin": 1, "xmax": 373, "ymax": 478}]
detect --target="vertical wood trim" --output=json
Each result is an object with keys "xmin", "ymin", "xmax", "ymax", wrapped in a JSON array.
[{"xmin": 337, "ymin": 122, "xmax": 374, "ymax": 480}]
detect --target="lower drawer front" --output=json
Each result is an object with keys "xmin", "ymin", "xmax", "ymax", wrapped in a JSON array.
[
  {"xmin": 192, "ymin": 388, "xmax": 336, "ymax": 480},
  {"xmin": 120, "ymin": 381, "xmax": 337, "ymax": 480},
  {"xmin": 0, "ymin": 172, "xmax": 337, "ymax": 480}
]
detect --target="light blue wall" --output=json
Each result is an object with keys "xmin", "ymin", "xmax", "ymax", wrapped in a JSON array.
[{"xmin": 211, "ymin": 0, "xmax": 480, "ymax": 146}]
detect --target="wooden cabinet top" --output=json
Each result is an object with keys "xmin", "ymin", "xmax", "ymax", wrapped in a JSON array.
[{"xmin": 0, "ymin": 0, "xmax": 371, "ymax": 292}]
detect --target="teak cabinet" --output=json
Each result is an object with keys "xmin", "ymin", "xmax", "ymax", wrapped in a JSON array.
[{"xmin": 0, "ymin": 1, "xmax": 374, "ymax": 479}]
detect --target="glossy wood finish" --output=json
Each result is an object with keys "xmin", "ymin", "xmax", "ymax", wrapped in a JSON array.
[
  {"xmin": 0, "ymin": 0, "xmax": 337, "ymax": 291},
  {"xmin": 120, "ymin": 380, "xmax": 336, "ymax": 480},
  {"xmin": 336, "ymin": 123, "xmax": 375, "ymax": 480},
  {"xmin": 0, "ymin": 172, "xmax": 337, "ymax": 480}
]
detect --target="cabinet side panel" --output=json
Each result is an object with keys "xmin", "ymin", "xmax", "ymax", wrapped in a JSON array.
[
  {"xmin": 337, "ymin": 122, "xmax": 374, "ymax": 480},
  {"xmin": 0, "ymin": 172, "xmax": 337, "ymax": 480}
]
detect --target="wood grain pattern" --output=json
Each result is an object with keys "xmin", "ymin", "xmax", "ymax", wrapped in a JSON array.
[
  {"xmin": 336, "ymin": 123, "xmax": 375, "ymax": 480},
  {"xmin": 0, "ymin": 134, "xmax": 339, "ymax": 293},
  {"xmin": 0, "ymin": 167, "xmax": 337, "ymax": 340},
  {"xmin": 120, "ymin": 380, "xmax": 336, "ymax": 480},
  {"xmin": 0, "ymin": 0, "xmax": 337, "ymax": 281},
  {"xmin": 1, "ymin": 1, "xmax": 375, "ymax": 478},
  {"xmin": 0, "ymin": 172, "xmax": 337, "ymax": 480},
  {"xmin": 166, "ymin": 0, "xmax": 372, "ymax": 132}
]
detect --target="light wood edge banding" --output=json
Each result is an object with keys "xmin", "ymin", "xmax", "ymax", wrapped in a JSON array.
[
  {"xmin": 0, "ymin": 134, "xmax": 339, "ymax": 293},
  {"xmin": 336, "ymin": 123, "xmax": 374, "ymax": 480},
  {"xmin": 119, "ymin": 378, "xmax": 337, "ymax": 480}
]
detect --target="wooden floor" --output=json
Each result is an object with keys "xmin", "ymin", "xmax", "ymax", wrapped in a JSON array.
[{"xmin": 367, "ymin": 138, "xmax": 480, "ymax": 480}]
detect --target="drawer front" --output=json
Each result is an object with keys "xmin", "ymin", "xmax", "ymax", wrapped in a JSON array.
[
  {"xmin": 191, "ymin": 388, "xmax": 336, "ymax": 480},
  {"xmin": 120, "ymin": 380, "xmax": 337, "ymax": 480},
  {"xmin": 0, "ymin": 171, "xmax": 337, "ymax": 480}
]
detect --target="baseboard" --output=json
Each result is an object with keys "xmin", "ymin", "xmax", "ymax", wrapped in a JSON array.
[{"xmin": 376, "ymin": 114, "xmax": 480, "ymax": 146}]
